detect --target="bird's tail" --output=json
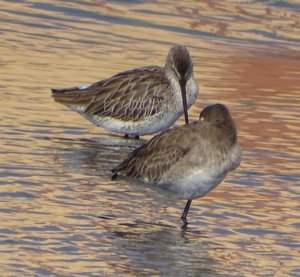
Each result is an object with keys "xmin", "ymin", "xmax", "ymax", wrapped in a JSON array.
[{"xmin": 51, "ymin": 85, "xmax": 94, "ymax": 108}]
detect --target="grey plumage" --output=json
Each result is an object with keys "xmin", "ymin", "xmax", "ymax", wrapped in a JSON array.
[{"xmin": 112, "ymin": 104, "xmax": 242, "ymax": 225}]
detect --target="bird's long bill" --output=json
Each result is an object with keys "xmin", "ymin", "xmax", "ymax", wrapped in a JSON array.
[{"xmin": 179, "ymin": 79, "xmax": 189, "ymax": 125}]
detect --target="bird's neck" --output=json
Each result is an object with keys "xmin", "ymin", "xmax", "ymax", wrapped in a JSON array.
[{"xmin": 215, "ymin": 121, "xmax": 237, "ymax": 147}]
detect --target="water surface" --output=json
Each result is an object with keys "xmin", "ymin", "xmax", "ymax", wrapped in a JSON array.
[{"xmin": 1, "ymin": 0, "xmax": 300, "ymax": 276}]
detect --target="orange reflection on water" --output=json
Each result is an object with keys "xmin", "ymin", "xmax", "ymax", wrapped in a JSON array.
[{"xmin": 0, "ymin": 0, "xmax": 299, "ymax": 276}]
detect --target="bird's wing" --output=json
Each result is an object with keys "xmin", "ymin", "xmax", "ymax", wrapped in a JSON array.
[
  {"xmin": 52, "ymin": 66, "xmax": 171, "ymax": 122},
  {"xmin": 112, "ymin": 124, "xmax": 196, "ymax": 181},
  {"xmin": 85, "ymin": 66, "xmax": 171, "ymax": 121}
]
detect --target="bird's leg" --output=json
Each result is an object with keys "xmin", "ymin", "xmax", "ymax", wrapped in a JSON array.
[{"xmin": 181, "ymin": 199, "xmax": 192, "ymax": 228}]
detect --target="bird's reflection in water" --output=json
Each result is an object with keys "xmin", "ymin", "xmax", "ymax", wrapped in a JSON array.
[
  {"xmin": 111, "ymin": 228, "xmax": 217, "ymax": 276},
  {"xmin": 51, "ymin": 134, "xmax": 146, "ymax": 178}
]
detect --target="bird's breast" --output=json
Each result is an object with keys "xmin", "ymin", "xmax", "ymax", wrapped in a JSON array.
[{"xmin": 158, "ymin": 167, "xmax": 225, "ymax": 200}]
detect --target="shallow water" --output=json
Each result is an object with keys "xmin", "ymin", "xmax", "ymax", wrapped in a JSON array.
[{"xmin": 1, "ymin": 0, "xmax": 300, "ymax": 276}]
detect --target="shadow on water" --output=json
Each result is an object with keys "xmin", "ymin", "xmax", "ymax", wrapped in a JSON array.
[
  {"xmin": 111, "ymin": 228, "xmax": 217, "ymax": 276},
  {"xmin": 49, "ymin": 134, "xmax": 145, "ymax": 177}
]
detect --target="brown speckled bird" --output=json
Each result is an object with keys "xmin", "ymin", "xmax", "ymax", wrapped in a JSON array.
[{"xmin": 51, "ymin": 45, "xmax": 199, "ymax": 139}]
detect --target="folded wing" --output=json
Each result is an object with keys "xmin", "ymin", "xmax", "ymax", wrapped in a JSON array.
[
  {"xmin": 52, "ymin": 66, "xmax": 170, "ymax": 122},
  {"xmin": 112, "ymin": 126, "xmax": 194, "ymax": 181}
]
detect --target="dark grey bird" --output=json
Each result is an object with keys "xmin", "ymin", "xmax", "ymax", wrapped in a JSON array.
[{"xmin": 112, "ymin": 104, "xmax": 242, "ymax": 226}]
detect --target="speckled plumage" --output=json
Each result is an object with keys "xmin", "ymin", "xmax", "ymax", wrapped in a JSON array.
[
  {"xmin": 51, "ymin": 45, "xmax": 199, "ymax": 137},
  {"xmin": 112, "ymin": 104, "xmax": 242, "ymax": 226}
]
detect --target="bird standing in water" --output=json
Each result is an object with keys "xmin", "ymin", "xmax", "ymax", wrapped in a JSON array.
[
  {"xmin": 51, "ymin": 45, "xmax": 198, "ymax": 138},
  {"xmin": 112, "ymin": 104, "xmax": 242, "ymax": 227}
]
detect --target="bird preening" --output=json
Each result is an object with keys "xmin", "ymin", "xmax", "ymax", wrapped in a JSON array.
[
  {"xmin": 51, "ymin": 45, "xmax": 198, "ymax": 138},
  {"xmin": 51, "ymin": 45, "xmax": 241, "ymax": 227},
  {"xmin": 112, "ymin": 104, "xmax": 242, "ymax": 227}
]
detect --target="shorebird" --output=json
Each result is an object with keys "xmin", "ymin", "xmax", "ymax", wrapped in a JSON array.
[
  {"xmin": 51, "ymin": 45, "xmax": 199, "ymax": 139},
  {"xmin": 112, "ymin": 104, "xmax": 242, "ymax": 227}
]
